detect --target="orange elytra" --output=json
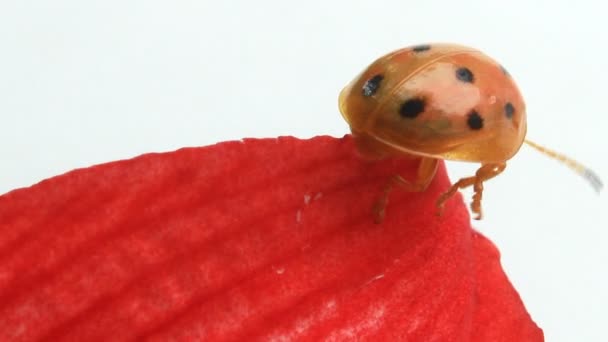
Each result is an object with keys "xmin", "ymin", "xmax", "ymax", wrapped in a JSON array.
[{"xmin": 338, "ymin": 43, "xmax": 602, "ymax": 222}]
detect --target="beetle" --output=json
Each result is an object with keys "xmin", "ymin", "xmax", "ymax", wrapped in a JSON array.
[{"xmin": 338, "ymin": 43, "xmax": 602, "ymax": 222}]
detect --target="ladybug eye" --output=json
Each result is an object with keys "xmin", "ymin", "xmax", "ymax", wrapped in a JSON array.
[
  {"xmin": 399, "ymin": 98, "xmax": 426, "ymax": 118},
  {"xmin": 467, "ymin": 110, "xmax": 484, "ymax": 130},
  {"xmin": 504, "ymin": 102, "xmax": 515, "ymax": 119},
  {"xmin": 362, "ymin": 74, "xmax": 384, "ymax": 97},
  {"xmin": 455, "ymin": 67, "xmax": 474, "ymax": 83}
]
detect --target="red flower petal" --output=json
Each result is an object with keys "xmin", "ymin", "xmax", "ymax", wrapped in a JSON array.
[{"xmin": 0, "ymin": 135, "xmax": 543, "ymax": 341}]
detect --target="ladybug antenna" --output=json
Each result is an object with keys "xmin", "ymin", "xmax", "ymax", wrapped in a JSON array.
[{"xmin": 524, "ymin": 139, "xmax": 603, "ymax": 193}]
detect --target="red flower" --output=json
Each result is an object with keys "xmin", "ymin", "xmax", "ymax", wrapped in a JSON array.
[{"xmin": 0, "ymin": 135, "xmax": 542, "ymax": 341}]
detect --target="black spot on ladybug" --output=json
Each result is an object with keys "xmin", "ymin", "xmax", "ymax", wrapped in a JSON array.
[
  {"xmin": 504, "ymin": 102, "xmax": 515, "ymax": 119},
  {"xmin": 456, "ymin": 67, "xmax": 474, "ymax": 83},
  {"xmin": 467, "ymin": 110, "xmax": 484, "ymax": 130},
  {"xmin": 412, "ymin": 44, "xmax": 431, "ymax": 52},
  {"xmin": 362, "ymin": 74, "xmax": 384, "ymax": 97},
  {"xmin": 399, "ymin": 98, "xmax": 426, "ymax": 118},
  {"xmin": 500, "ymin": 65, "xmax": 510, "ymax": 76}
]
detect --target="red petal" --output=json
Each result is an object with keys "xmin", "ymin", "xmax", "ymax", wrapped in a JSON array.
[{"xmin": 0, "ymin": 135, "xmax": 542, "ymax": 341}]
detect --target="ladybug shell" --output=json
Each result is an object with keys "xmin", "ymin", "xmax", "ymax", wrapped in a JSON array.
[{"xmin": 339, "ymin": 44, "xmax": 527, "ymax": 163}]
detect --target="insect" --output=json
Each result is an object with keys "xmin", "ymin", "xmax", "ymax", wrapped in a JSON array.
[{"xmin": 338, "ymin": 43, "xmax": 603, "ymax": 223}]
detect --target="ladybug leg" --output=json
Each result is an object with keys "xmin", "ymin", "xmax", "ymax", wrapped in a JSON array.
[
  {"xmin": 373, "ymin": 157, "xmax": 439, "ymax": 223},
  {"xmin": 436, "ymin": 177, "xmax": 477, "ymax": 214},
  {"xmin": 436, "ymin": 163, "xmax": 506, "ymax": 219},
  {"xmin": 469, "ymin": 163, "xmax": 506, "ymax": 219}
]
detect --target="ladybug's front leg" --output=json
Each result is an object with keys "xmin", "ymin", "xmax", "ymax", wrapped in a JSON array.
[
  {"xmin": 436, "ymin": 163, "xmax": 506, "ymax": 220},
  {"xmin": 373, "ymin": 157, "xmax": 439, "ymax": 223}
]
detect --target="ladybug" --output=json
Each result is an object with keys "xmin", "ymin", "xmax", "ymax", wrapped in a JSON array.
[{"xmin": 338, "ymin": 43, "xmax": 602, "ymax": 222}]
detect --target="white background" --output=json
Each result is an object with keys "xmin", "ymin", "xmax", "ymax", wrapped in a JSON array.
[{"xmin": 1, "ymin": 1, "xmax": 606, "ymax": 340}]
